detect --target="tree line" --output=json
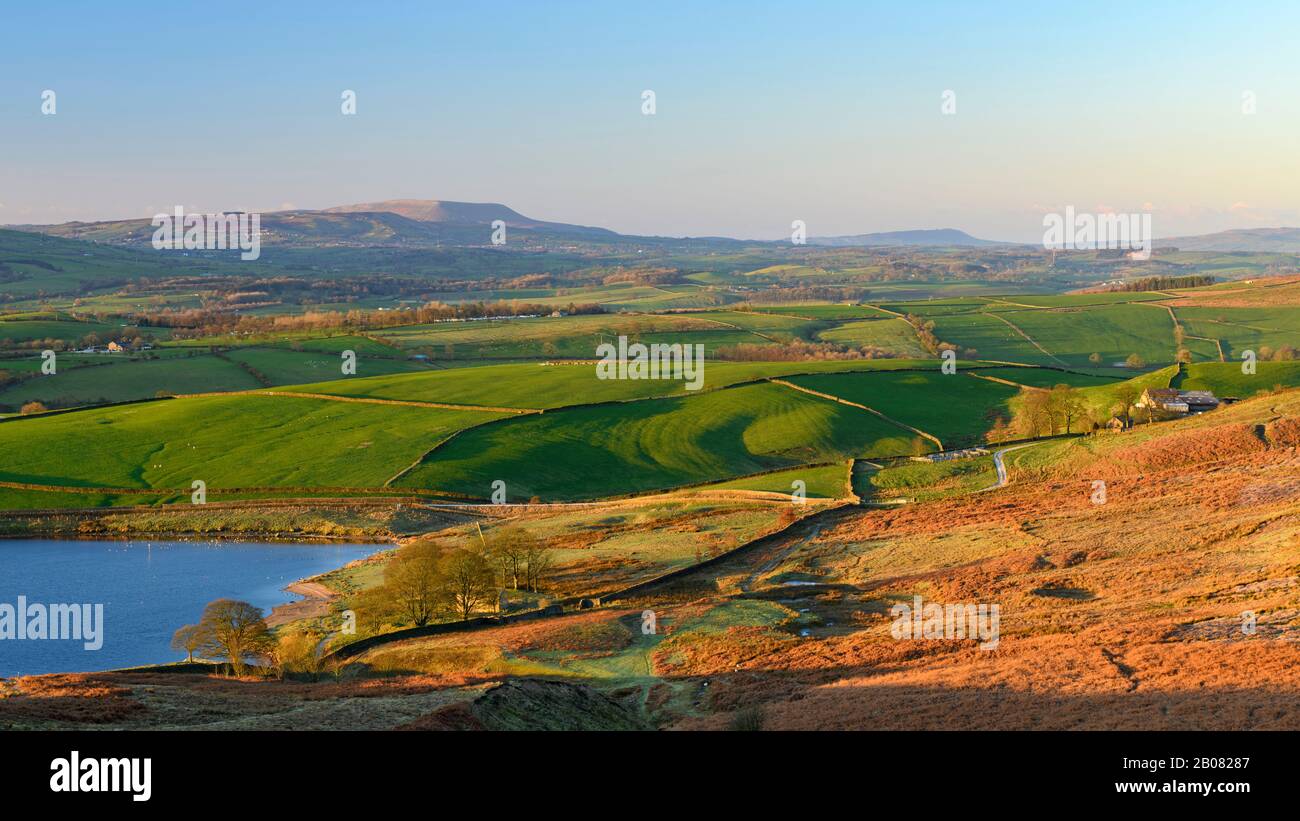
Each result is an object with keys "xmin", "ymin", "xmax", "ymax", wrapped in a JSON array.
[{"xmin": 172, "ymin": 529, "xmax": 555, "ymax": 677}]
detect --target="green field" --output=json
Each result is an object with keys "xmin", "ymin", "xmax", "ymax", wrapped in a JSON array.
[
  {"xmin": 224, "ymin": 347, "xmax": 430, "ymax": 385},
  {"xmin": 0, "ymin": 354, "xmax": 262, "ymax": 410},
  {"xmin": 929, "ymin": 311, "xmax": 1053, "ymax": 363},
  {"xmin": 1, "ymin": 264, "xmax": 1287, "ymax": 510},
  {"xmin": 1174, "ymin": 306, "xmax": 1300, "ymax": 360},
  {"xmin": 1002, "ymin": 304, "xmax": 1177, "ymax": 367},
  {"xmin": 926, "ymin": 303, "xmax": 1185, "ymax": 368},
  {"xmin": 371, "ymin": 313, "xmax": 771, "ymax": 359},
  {"xmin": 784, "ymin": 370, "xmax": 1020, "ymax": 447},
  {"xmin": 0, "ymin": 395, "xmax": 504, "ymax": 490},
  {"xmin": 816, "ymin": 317, "xmax": 929, "ymax": 357},
  {"xmin": 855, "ymin": 456, "xmax": 997, "ymax": 503},
  {"xmin": 282, "ymin": 359, "xmax": 950, "ymax": 410},
  {"xmin": 970, "ymin": 366, "xmax": 1122, "ymax": 388},
  {"xmin": 688, "ymin": 310, "xmax": 817, "ymax": 338},
  {"xmin": 750, "ymin": 303, "xmax": 892, "ymax": 320},
  {"xmin": 1177, "ymin": 362, "xmax": 1300, "ymax": 396},
  {"xmin": 393, "ymin": 381, "xmax": 928, "ymax": 500},
  {"xmin": 706, "ymin": 463, "xmax": 848, "ymax": 498},
  {"xmin": 987, "ymin": 292, "xmax": 1167, "ymax": 308}
]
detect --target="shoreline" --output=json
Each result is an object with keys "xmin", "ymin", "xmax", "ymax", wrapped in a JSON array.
[
  {"xmin": 266, "ymin": 546, "xmax": 398, "ymax": 628},
  {"xmin": 266, "ymin": 580, "xmax": 339, "ymax": 627}
]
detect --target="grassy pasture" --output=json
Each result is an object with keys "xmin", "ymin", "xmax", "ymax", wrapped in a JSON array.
[
  {"xmin": 1177, "ymin": 362, "xmax": 1300, "ymax": 397},
  {"xmin": 784, "ymin": 369, "xmax": 1019, "ymax": 446},
  {"xmin": 0, "ymin": 395, "xmax": 503, "ymax": 490},
  {"xmin": 373, "ymin": 313, "xmax": 768, "ymax": 359},
  {"xmin": 705, "ymin": 463, "xmax": 848, "ymax": 498},
  {"xmin": 875, "ymin": 299, "xmax": 988, "ymax": 317},
  {"xmin": 930, "ymin": 311, "xmax": 1053, "ymax": 364},
  {"xmin": 1173, "ymin": 306, "xmax": 1300, "ymax": 359},
  {"xmin": 971, "ymin": 366, "xmax": 1122, "ymax": 388},
  {"xmin": 281, "ymin": 359, "xmax": 949, "ymax": 410},
  {"xmin": 0, "ymin": 316, "xmax": 122, "ymax": 344},
  {"xmin": 225, "ymin": 347, "xmax": 430, "ymax": 385},
  {"xmin": 816, "ymin": 317, "xmax": 929, "ymax": 357},
  {"xmin": 0, "ymin": 354, "xmax": 261, "ymax": 410},
  {"xmin": 750, "ymin": 304, "xmax": 893, "ymax": 320},
  {"xmin": 687, "ymin": 310, "xmax": 817, "ymax": 337},
  {"xmin": 855, "ymin": 456, "xmax": 996, "ymax": 503},
  {"xmin": 1002, "ymin": 304, "xmax": 1177, "ymax": 367},
  {"xmin": 394, "ymin": 381, "xmax": 927, "ymax": 500},
  {"xmin": 260, "ymin": 334, "xmax": 405, "ymax": 356},
  {"xmin": 989, "ymin": 292, "xmax": 1167, "ymax": 308}
]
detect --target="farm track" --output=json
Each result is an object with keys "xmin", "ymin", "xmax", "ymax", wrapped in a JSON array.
[{"xmin": 979, "ymin": 442, "xmax": 1040, "ymax": 491}]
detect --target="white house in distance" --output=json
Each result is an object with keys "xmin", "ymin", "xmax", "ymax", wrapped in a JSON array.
[{"xmin": 1136, "ymin": 388, "xmax": 1220, "ymax": 415}]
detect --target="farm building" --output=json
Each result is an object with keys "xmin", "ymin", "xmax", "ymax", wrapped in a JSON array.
[{"xmin": 1137, "ymin": 388, "xmax": 1219, "ymax": 415}]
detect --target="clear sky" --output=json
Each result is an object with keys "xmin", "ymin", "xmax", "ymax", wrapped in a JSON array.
[{"xmin": 2, "ymin": 0, "xmax": 1298, "ymax": 242}]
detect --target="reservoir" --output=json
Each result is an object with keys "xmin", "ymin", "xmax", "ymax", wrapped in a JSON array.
[{"xmin": 0, "ymin": 539, "xmax": 383, "ymax": 677}]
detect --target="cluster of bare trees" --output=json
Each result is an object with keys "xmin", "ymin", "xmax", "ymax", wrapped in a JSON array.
[
  {"xmin": 903, "ymin": 314, "xmax": 977, "ymax": 360},
  {"xmin": 172, "ymin": 598, "xmax": 324, "ymax": 678},
  {"xmin": 383, "ymin": 531, "xmax": 553, "ymax": 626},
  {"xmin": 171, "ymin": 599, "xmax": 274, "ymax": 676},
  {"xmin": 484, "ymin": 527, "xmax": 554, "ymax": 594},
  {"xmin": 993, "ymin": 384, "xmax": 1095, "ymax": 441},
  {"xmin": 1256, "ymin": 345, "xmax": 1298, "ymax": 362}
]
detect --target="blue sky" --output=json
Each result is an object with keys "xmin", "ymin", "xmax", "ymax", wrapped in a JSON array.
[{"xmin": 2, "ymin": 0, "xmax": 1298, "ymax": 241}]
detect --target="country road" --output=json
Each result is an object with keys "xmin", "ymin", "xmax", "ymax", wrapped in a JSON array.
[{"xmin": 981, "ymin": 443, "xmax": 1041, "ymax": 491}]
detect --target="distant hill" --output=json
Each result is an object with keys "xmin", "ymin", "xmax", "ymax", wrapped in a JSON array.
[
  {"xmin": 1157, "ymin": 227, "xmax": 1300, "ymax": 253},
  {"xmin": 323, "ymin": 199, "xmax": 616, "ymax": 238},
  {"xmin": 9, "ymin": 211, "xmax": 448, "ymax": 247},
  {"xmin": 6, "ymin": 199, "xmax": 619, "ymax": 248},
  {"xmin": 808, "ymin": 228, "xmax": 1003, "ymax": 247}
]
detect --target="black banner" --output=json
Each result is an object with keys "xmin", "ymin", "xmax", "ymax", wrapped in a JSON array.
[{"xmin": 0, "ymin": 730, "xmax": 1277, "ymax": 809}]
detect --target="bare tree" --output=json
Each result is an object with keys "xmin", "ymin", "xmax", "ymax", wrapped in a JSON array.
[
  {"xmin": 384, "ymin": 541, "xmax": 443, "ymax": 626},
  {"xmin": 1016, "ymin": 389, "xmax": 1055, "ymax": 438},
  {"xmin": 1113, "ymin": 383, "xmax": 1142, "ymax": 428},
  {"xmin": 485, "ymin": 528, "xmax": 526, "ymax": 590},
  {"xmin": 1049, "ymin": 384, "xmax": 1087, "ymax": 434},
  {"xmin": 523, "ymin": 539, "xmax": 554, "ymax": 593},
  {"xmin": 194, "ymin": 599, "xmax": 273, "ymax": 676},
  {"xmin": 439, "ymin": 549, "xmax": 495, "ymax": 620},
  {"xmin": 171, "ymin": 623, "xmax": 203, "ymax": 662}
]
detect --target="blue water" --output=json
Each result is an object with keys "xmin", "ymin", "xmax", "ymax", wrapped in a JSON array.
[{"xmin": 0, "ymin": 539, "xmax": 383, "ymax": 677}]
